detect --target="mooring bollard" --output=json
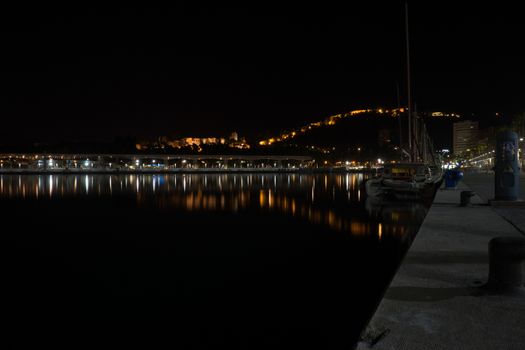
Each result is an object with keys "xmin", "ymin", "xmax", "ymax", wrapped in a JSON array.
[
  {"xmin": 487, "ymin": 236, "xmax": 525, "ymax": 294},
  {"xmin": 460, "ymin": 190, "xmax": 475, "ymax": 206}
]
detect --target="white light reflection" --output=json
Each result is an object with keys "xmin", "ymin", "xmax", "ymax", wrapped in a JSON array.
[
  {"xmin": 0, "ymin": 173, "xmax": 417, "ymax": 237},
  {"xmin": 48, "ymin": 175, "xmax": 53, "ymax": 197},
  {"xmin": 311, "ymin": 178, "xmax": 316, "ymax": 202}
]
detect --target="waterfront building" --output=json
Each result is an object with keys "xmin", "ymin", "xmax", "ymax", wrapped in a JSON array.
[{"xmin": 453, "ymin": 120, "xmax": 479, "ymax": 155}]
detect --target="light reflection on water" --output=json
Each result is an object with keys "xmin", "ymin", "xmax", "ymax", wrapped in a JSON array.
[
  {"xmin": 0, "ymin": 173, "xmax": 428, "ymax": 237},
  {"xmin": 0, "ymin": 172, "xmax": 431, "ymax": 348}
]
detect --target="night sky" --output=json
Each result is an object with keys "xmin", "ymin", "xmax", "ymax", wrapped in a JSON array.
[{"xmin": 1, "ymin": 3, "xmax": 524, "ymax": 144}]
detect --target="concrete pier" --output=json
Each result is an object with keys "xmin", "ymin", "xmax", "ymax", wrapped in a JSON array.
[{"xmin": 357, "ymin": 172, "xmax": 525, "ymax": 350}]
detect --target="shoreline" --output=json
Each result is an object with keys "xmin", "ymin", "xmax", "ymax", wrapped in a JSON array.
[{"xmin": 0, "ymin": 168, "xmax": 379, "ymax": 175}]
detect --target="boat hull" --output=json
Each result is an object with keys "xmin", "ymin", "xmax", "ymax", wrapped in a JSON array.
[{"xmin": 365, "ymin": 177, "xmax": 440, "ymax": 201}]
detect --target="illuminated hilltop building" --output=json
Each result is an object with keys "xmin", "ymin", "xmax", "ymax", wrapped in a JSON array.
[{"xmin": 136, "ymin": 131, "xmax": 249, "ymax": 151}]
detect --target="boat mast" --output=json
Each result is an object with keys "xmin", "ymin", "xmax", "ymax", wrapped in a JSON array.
[
  {"xmin": 397, "ymin": 83, "xmax": 403, "ymax": 150},
  {"xmin": 405, "ymin": 1, "xmax": 413, "ymax": 162}
]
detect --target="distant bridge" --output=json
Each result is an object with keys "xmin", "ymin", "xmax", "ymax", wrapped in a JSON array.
[{"xmin": 0, "ymin": 153, "xmax": 315, "ymax": 173}]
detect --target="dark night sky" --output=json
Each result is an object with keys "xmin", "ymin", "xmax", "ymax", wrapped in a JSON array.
[{"xmin": 1, "ymin": 2, "xmax": 524, "ymax": 144}]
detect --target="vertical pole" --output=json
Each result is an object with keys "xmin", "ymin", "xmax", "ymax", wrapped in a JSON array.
[
  {"xmin": 405, "ymin": 1, "xmax": 412, "ymax": 161},
  {"xmin": 417, "ymin": 116, "xmax": 420, "ymax": 162},
  {"xmin": 423, "ymin": 123, "xmax": 428, "ymax": 163},
  {"xmin": 397, "ymin": 83, "xmax": 403, "ymax": 151}
]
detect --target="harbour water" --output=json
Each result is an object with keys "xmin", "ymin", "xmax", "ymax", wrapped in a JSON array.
[{"xmin": 0, "ymin": 173, "xmax": 429, "ymax": 348}]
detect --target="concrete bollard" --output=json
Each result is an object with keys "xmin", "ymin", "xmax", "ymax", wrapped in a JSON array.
[
  {"xmin": 487, "ymin": 236, "xmax": 525, "ymax": 294},
  {"xmin": 460, "ymin": 190, "xmax": 475, "ymax": 206}
]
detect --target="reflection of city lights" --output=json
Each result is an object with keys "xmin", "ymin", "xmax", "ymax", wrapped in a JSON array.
[
  {"xmin": 259, "ymin": 190, "xmax": 266, "ymax": 207},
  {"xmin": 0, "ymin": 174, "xmax": 421, "ymax": 237}
]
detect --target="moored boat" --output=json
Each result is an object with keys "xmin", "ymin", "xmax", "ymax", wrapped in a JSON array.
[{"xmin": 365, "ymin": 162, "xmax": 441, "ymax": 201}]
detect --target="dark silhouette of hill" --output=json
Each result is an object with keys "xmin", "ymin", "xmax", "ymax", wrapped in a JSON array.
[
  {"xmin": 260, "ymin": 111, "xmax": 461, "ymax": 154},
  {"xmin": 255, "ymin": 112, "xmax": 402, "ymax": 160},
  {"xmin": 0, "ymin": 110, "xmax": 462, "ymax": 159},
  {"xmin": 282, "ymin": 114, "xmax": 399, "ymax": 148}
]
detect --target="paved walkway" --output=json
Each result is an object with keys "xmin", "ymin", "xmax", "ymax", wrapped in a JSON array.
[
  {"xmin": 462, "ymin": 171, "xmax": 525, "ymax": 235},
  {"xmin": 357, "ymin": 175, "xmax": 525, "ymax": 350},
  {"xmin": 460, "ymin": 171, "xmax": 525, "ymax": 202}
]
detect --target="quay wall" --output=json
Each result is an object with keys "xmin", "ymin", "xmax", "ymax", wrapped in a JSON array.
[{"xmin": 356, "ymin": 174, "xmax": 525, "ymax": 350}]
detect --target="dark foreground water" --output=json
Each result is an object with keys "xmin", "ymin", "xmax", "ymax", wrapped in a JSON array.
[{"xmin": 0, "ymin": 173, "xmax": 429, "ymax": 349}]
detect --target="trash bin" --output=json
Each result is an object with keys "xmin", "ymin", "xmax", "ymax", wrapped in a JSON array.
[{"xmin": 444, "ymin": 169, "xmax": 463, "ymax": 189}]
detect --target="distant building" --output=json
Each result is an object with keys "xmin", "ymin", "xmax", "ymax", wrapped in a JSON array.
[
  {"xmin": 430, "ymin": 111, "xmax": 461, "ymax": 118},
  {"xmin": 453, "ymin": 120, "xmax": 479, "ymax": 155},
  {"xmin": 136, "ymin": 132, "xmax": 250, "ymax": 151},
  {"xmin": 229, "ymin": 132, "xmax": 239, "ymax": 142}
]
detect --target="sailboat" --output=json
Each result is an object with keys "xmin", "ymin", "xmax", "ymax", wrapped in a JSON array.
[
  {"xmin": 365, "ymin": 161, "xmax": 441, "ymax": 201},
  {"xmin": 365, "ymin": 2, "xmax": 443, "ymax": 201}
]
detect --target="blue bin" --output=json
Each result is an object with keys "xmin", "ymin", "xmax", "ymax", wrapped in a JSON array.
[{"xmin": 444, "ymin": 169, "xmax": 463, "ymax": 189}]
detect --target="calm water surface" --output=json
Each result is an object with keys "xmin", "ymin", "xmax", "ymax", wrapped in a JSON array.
[{"xmin": 0, "ymin": 173, "xmax": 429, "ymax": 349}]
